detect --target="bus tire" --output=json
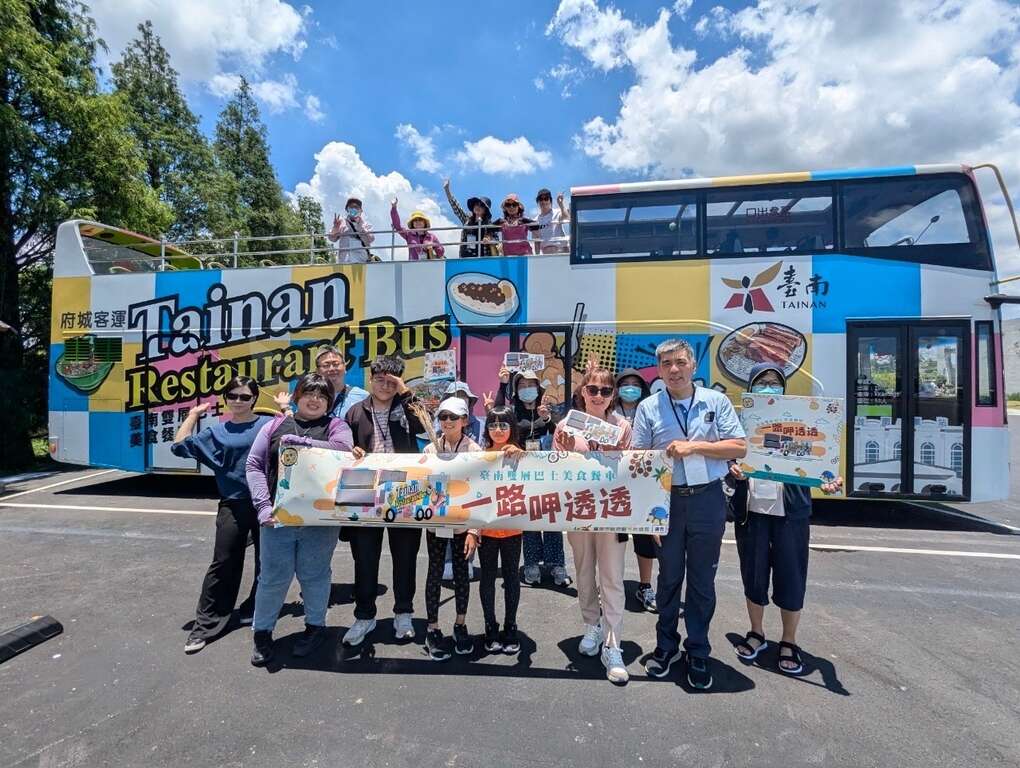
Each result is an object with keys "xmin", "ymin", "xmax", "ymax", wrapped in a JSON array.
[
  {"xmin": 385, "ymin": 508, "xmax": 397, "ymax": 523},
  {"xmin": 414, "ymin": 508, "xmax": 424, "ymax": 521},
  {"xmin": 423, "ymin": 507, "xmax": 433, "ymax": 520}
]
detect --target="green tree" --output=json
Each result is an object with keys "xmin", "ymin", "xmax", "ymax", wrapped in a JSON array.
[
  {"xmin": 111, "ymin": 20, "xmax": 233, "ymax": 239},
  {"xmin": 296, "ymin": 194, "xmax": 323, "ymax": 234},
  {"xmin": 0, "ymin": 0, "xmax": 171, "ymax": 468}
]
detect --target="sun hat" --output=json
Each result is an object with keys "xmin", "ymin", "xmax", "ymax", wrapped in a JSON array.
[
  {"xmin": 444, "ymin": 380, "xmax": 478, "ymax": 404},
  {"xmin": 502, "ymin": 193, "xmax": 523, "ymax": 210},
  {"xmin": 466, "ymin": 196, "xmax": 491, "ymax": 217},
  {"xmin": 407, "ymin": 210, "xmax": 431, "ymax": 228}
]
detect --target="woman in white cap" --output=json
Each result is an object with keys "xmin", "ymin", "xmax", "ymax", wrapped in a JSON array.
[{"xmin": 421, "ymin": 397, "xmax": 482, "ymax": 660}]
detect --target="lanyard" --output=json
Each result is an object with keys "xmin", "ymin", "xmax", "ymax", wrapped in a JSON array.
[
  {"xmin": 369, "ymin": 402, "xmax": 393, "ymax": 443},
  {"xmin": 668, "ymin": 390, "xmax": 695, "ymax": 439},
  {"xmin": 441, "ymin": 435, "xmax": 464, "ymax": 453},
  {"xmin": 333, "ymin": 385, "xmax": 348, "ymax": 415}
]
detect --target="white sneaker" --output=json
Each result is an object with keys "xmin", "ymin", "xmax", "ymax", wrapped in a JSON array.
[
  {"xmin": 602, "ymin": 645, "xmax": 629, "ymax": 683},
  {"xmin": 578, "ymin": 623, "xmax": 604, "ymax": 656},
  {"xmin": 343, "ymin": 618, "xmax": 376, "ymax": 647},
  {"xmin": 393, "ymin": 613, "xmax": 414, "ymax": 640}
]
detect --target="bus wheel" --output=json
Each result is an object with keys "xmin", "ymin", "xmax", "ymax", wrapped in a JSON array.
[
  {"xmin": 384, "ymin": 508, "xmax": 397, "ymax": 523},
  {"xmin": 414, "ymin": 508, "xmax": 424, "ymax": 521},
  {"xmin": 423, "ymin": 507, "xmax": 434, "ymax": 520}
]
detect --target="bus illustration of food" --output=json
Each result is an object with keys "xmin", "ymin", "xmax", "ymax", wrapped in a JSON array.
[{"xmin": 333, "ymin": 466, "xmax": 490, "ymax": 527}]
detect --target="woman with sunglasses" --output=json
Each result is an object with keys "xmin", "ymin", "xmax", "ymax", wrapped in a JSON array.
[
  {"xmin": 553, "ymin": 368, "xmax": 633, "ymax": 683},
  {"xmin": 477, "ymin": 406, "xmax": 526, "ymax": 654},
  {"xmin": 245, "ymin": 373, "xmax": 353, "ymax": 667},
  {"xmin": 173, "ymin": 376, "xmax": 272, "ymax": 654},
  {"xmin": 421, "ymin": 397, "xmax": 482, "ymax": 660},
  {"xmin": 492, "ymin": 193, "xmax": 536, "ymax": 256}
]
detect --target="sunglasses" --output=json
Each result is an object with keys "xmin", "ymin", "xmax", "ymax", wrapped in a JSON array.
[
  {"xmin": 584, "ymin": 385, "xmax": 614, "ymax": 397},
  {"xmin": 487, "ymin": 422, "xmax": 510, "ymax": 431},
  {"xmin": 437, "ymin": 413, "xmax": 463, "ymax": 422},
  {"xmin": 224, "ymin": 393, "xmax": 254, "ymax": 402}
]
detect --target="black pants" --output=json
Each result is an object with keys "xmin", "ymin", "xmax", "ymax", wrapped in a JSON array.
[
  {"xmin": 425, "ymin": 530, "xmax": 470, "ymax": 624},
  {"xmin": 350, "ymin": 526, "xmax": 422, "ymax": 620},
  {"xmin": 479, "ymin": 535, "xmax": 522, "ymax": 631},
  {"xmin": 192, "ymin": 499, "xmax": 260, "ymax": 640}
]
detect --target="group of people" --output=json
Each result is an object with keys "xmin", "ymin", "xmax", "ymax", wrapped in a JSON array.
[
  {"xmin": 326, "ymin": 182, "xmax": 570, "ymax": 263},
  {"xmin": 173, "ymin": 340, "xmax": 841, "ymax": 689}
]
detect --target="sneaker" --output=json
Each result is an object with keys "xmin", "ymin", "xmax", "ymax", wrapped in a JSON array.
[
  {"xmin": 343, "ymin": 618, "xmax": 377, "ymax": 647},
  {"xmin": 645, "ymin": 646, "xmax": 681, "ymax": 678},
  {"xmin": 687, "ymin": 655, "xmax": 713, "ymax": 690},
  {"xmin": 453, "ymin": 623, "xmax": 473, "ymax": 655},
  {"xmin": 293, "ymin": 624, "xmax": 326, "ymax": 658},
  {"xmin": 636, "ymin": 584, "xmax": 658, "ymax": 613},
  {"xmin": 250, "ymin": 630, "xmax": 273, "ymax": 667},
  {"xmin": 238, "ymin": 613, "xmax": 254, "ymax": 626},
  {"xmin": 442, "ymin": 561, "xmax": 453, "ymax": 582},
  {"xmin": 551, "ymin": 565, "xmax": 572, "ymax": 587},
  {"xmin": 523, "ymin": 565, "xmax": 542, "ymax": 585},
  {"xmin": 501, "ymin": 626, "xmax": 520, "ymax": 655},
  {"xmin": 578, "ymin": 623, "xmax": 604, "ymax": 656},
  {"xmin": 393, "ymin": 613, "xmax": 415, "ymax": 641},
  {"xmin": 483, "ymin": 625, "xmax": 503, "ymax": 653},
  {"xmin": 184, "ymin": 633, "xmax": 206, "ymax": 654},
  {"xmin": 425, "ymin": 628, "xmax": 452, "ymax": 661},
  {"xmin": 601, "ymin": 645, "xmax": 629, "ymax": 683}
]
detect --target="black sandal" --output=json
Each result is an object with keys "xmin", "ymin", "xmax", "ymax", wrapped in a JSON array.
[
  {"xmin": 778, "ymin": 641, "xmax": 804, "ymax": 675},
  {"xmin": 735, "ymin": 631, "xmax": 767, "ymax": 660}
]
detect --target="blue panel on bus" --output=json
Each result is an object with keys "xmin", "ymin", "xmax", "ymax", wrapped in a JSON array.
[
  {"xmin": 811, "ymin": 166, "xmax": 916, "ymax": 181},
  {"xmin": 810, "ymin": 254, "xmax": 920, "ymax": 332},
  {"xmin": 154, "ymin": 269, "xmax": 223, "ymax": 333},
  {"xmin": 48, "ymin": 344, "xmax": 90, "ymax": 412},
  {"xmin": 89, "ymin": 412, "xmax": 144, "ymax": 472},
  {"xmin": 443, "ymin": 259, "xmax": 528, "ymax": 331}
]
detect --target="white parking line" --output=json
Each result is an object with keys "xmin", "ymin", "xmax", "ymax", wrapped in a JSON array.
[
  {"xmin": 722, "ymin": 539, "xmax": 1020, "ymax": 560},
  {"xmin": 0, "ymin": 501, "xmax": 214, "ymax": 516},
  {"xmin": 0, "ymin": 470, "xmax": 117, "ymax": 501}
]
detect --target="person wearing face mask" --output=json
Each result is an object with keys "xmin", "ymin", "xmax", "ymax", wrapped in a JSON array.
[
  {"xmin": 613, "ymin": 368, "xmax": 658, "ymax": 613},
  {"xmin": 728, "ymin": 363, "xmax": 843, "ymax": 675},
  {"xmin": 328, "ymin": 197, "xmax": 376, "ymax": 263},
  {"xmin": 494, "ymin": 368, "xmax": 571, "ymax": 587}
]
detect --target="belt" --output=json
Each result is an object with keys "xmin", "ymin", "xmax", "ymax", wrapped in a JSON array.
[{"xmin": 671, "ymin": 479, "xmax": 721, "ymax": 497}]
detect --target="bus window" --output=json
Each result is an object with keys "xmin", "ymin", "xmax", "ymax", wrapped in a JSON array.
[
  {"xmin": 975, "ymin": 320, "xmax": 997, "ymax": 407},
  {"xmin": 705, "ymin": 183, "xmax": 835, "ymax": 255},
  {"xmin": 842, "ymin": 175, "xmax": 991, "ymax": 270},
  {"xmin": 574, "ymin": 191, "xmax": 697, "ymax": 262}
]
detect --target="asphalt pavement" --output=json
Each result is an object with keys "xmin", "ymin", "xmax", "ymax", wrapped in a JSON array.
[{"xmin": 1, "ymin": 423, "xmax": 1019, "ymax": 767}]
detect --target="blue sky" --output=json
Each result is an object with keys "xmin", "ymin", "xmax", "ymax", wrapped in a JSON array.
[{"xmin": 88, "ymin": 0, "xmax": 1020, "ymax": 274}]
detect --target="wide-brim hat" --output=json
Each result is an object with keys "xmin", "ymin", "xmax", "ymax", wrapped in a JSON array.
[
  {"xmin": 407, "ymin": 210, "xmax": 431, "ymax": 228},
  {"xmin": 466, "ymin": 196, "xmax": 491, "ymax": 216},
  {"xmin": 444, "ymin": 380, "xmax": 477, "ymax": 403},
  {"xmin": 516, "ymin": 369, "xmax": 540, "ymax": 383}
]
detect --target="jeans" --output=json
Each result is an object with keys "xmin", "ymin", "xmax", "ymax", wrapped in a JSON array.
[
  {"xmin": 522, "ymin": 531, "xmax": 565, "ymax": 567},
  {"xmin": 656, "ymin": 483, "xmax": 727, "ymax": 659},
  {"xmin": 253, "ymin": 526, "xmax": 338, "ymax": 632},
  {"xmin": 191, "ymin": 499, "xmax": 260, "ymax": 640}
]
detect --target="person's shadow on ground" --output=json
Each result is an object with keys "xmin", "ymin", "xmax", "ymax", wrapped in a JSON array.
[{"xmin": 725, "ymin": 631, "xmax": 849, "ymax": 696}]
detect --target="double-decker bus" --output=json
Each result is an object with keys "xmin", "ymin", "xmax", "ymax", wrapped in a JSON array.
[{"xmin": 48, "ymin": 164, "xmax": 1017, "ymax": 502}]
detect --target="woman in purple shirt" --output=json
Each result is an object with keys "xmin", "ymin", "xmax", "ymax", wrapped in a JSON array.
[{"xmin": 245, "ymin": 373, "xmax": 353, "ymax": 667}]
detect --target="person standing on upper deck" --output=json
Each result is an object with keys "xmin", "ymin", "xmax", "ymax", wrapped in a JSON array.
[
  {"xmin": 631, "ymin": 338, "xmax": 747, "ymax": 690},
  {"xmin": 328, "ymin": 197, "xmax": 375, "ymax": 263},
  {"xmin": 390, "ymin": 198, "xmax": 445, "ymax": 260},
  {"xmin": 443, "ymin": 178, "xmax": 499, "ymax": 257},
  {"xmin": 492, "ymin": 194, "xmax": 536, "ymax": 256},
  {"xmin": 534, "ymin": 189, "xmax": 570, "ymax": 254}
]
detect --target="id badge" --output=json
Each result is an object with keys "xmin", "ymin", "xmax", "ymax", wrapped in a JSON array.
[
  {"xmin": 753, "ymin": 479, "xmax": 780, "ymax": 500},
  {"xmin": 435, "ymin": 526, "xmax": 454, "ymax": 539},
  {"xmin": 525, "ymin": 439, "xmax": 542, "ymax": 451}
]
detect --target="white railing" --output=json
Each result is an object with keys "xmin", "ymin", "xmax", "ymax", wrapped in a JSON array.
[{"xmin": 90, "ymin": 222, "xmax": 572, "ymax": 274}]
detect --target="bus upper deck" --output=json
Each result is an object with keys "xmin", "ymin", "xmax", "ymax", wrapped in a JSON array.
[{"xmin": 48, "ymin": 163, "xmax": 1018, "ymax": 503}]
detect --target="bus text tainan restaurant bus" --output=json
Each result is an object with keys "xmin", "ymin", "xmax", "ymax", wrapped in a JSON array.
[{"xmin": 48, "ymin": 164, "xmax": 1019, "ymax": 504}]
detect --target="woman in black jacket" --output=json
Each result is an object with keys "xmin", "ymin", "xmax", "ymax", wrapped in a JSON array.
[{"xmin": 444, "ymin": 179, "xmax": 500, "ymax": 258}]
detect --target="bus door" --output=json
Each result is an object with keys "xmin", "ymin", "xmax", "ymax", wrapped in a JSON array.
[
  {"xmin": 847, "ymin": 319, "xmax": 970, "ymax": 500},
  {"xmin": 457, "ymin": 324, "xmax": 574, "ymax": 417}
]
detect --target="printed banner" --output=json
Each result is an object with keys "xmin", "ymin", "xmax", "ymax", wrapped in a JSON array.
[
  {"xmin": 738, "ymin": 393, "xmax": 844, "ymax": 487},
  {"xmin": 561, "ymin": 409, "xmax": 624, "ymax": 447},
  {"xmin": 424, "ymin": 349, "xmax": 457, "ymax": 382},
  {"xmin": 503, "ymin": 352, "xmax": 546, "ymax": 374},
  {"xmin": 273, "ymin": 447, "xmax": 673, "ymax": 533}
]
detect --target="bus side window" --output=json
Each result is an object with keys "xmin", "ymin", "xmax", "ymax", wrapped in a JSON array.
[{"xmin": 705, "ymin": 183, "xmax": 835, "ymax": 255}]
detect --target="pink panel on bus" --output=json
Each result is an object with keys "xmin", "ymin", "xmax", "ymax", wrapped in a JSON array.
[
  {"xmin": 971, "ymin": 331, "xmax": 1004, "ymax": 428},
  {"xmin": 462, "ymin": 335, "xmax": 511, "ymax": 418}
]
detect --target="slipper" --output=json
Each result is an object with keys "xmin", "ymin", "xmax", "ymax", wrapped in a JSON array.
[
  {"xmin": 734, "ymin": 631, "xmax": 767, "ymax": 660},
  {"xmin": 778, "ymin": 641, "xmax": 804, "ymax": 675}
]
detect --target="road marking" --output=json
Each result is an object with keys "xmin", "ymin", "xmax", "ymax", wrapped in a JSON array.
[
  {"xmin": 0, "ymin": 470, "xmax": 117, "ymax": 501},
  {"xmin": 0, "ymin": 501, "xmax": 214, "ymax": 516},
  {"xmin": 723, "ymin": 539, "xmax": 1020, "ymax": 560}
]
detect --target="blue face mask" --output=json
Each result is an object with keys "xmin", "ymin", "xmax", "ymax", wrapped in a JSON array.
[
  {"xmin": 346, "ymin": 207, "xmax": 360, "ymax": 218},
  {"xmin": 518, "ymin": 387, "xmax": 539, "ymax": 404},
  {"xmin": 619, "ymin": 385, "xmax": 643, "ymax": 403},
  {"xmin": 752, "ymin": 384, "xmax": 784, "ymax": 395}
]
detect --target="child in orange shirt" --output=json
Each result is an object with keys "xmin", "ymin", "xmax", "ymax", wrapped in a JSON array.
[{"xmin": 479, "ymin": 405, "xmax": 525, "ymax": 654}]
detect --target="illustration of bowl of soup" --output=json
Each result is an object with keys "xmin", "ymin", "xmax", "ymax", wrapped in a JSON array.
[
  {"xmin": 446, "ymin": 273, "xmax": 520, "ymax": 325},
  {"xmin": 55, "ymin": 338, "xmax": 114, "ymax": 394}
]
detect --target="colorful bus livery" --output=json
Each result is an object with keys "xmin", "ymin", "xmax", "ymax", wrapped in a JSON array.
[{"xmin": 49, "ymin": 163, "xmax": 1016, "ymax": 504}]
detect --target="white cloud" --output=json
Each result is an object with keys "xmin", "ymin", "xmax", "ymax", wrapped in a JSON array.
[
  {"xmin": 395, "ymin": 124, "xmax": 442, "ymax": 174},
  {"xmin": 292, "ymin": 141, "xmax": 459, "ymax": 259},
  {"xmin": 303, "ymin": 95, "xmax": 325, "ymax": 123},
  {"xmin": 534, "ymin": 76, "xmax": 546, "ymax": 91},
  {"xmin": 673, "ymin": 0, "xmax": 694, "ymax": 18},
  {"xmin": 251, "ymin": 74, "xmax": 299, "ymax": 113},
  {"xmin": 455, "ymin": 136, "xmax": 553, "ymax": 175},
  {"xmin": 90, "ymin": 0, "xmax": 308, "ymax": 82},
  {"xmin": 546, "ymin": 0, "xmax": 636, "ymax": 71},
  {"xmin": 208, "ymin": 73, "xmax": 243, "ymax": 98}
]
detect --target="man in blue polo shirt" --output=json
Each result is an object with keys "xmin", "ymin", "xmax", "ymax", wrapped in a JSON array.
[
  {"xmin": 316, "ymin": 345, "xmax": 368, "ymax": 419},
  {"xmin": 632, "ymin": 338, "xmax": 746, "ymax": 690}
]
